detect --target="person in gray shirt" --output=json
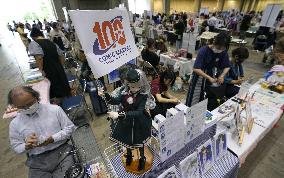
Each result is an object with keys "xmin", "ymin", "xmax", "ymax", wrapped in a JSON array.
[{"xmin": 8, "ymin": 86, "xmax": 76, "ymax": 178}]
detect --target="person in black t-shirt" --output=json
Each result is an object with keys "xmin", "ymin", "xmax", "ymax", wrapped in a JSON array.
[{"xmin": 141, "ymin": 38, "xmax": 160, "ymax": 69}]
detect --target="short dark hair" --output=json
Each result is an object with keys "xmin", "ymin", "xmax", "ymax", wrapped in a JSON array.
[
  {"xmin": 232, "ymin": 47, "xmax": 249, "ymax": 63},
  {"xmin": 160, "ymin": 71, "xmax": 176, "ymax": 86},
  {"xmin": 52, "ymin": 22, "xmax": 58, "ymax": 29},
  {"xmin": 8, "ymin": 86, "xmax": 40, "ymax": 105},
  {"xmin": 30, "ymin": 28, "xmax": 44, "ymax": 38},
  {"xmin": 146, "ymin": 38, "xmax": 155, "ymax": 49},
  {"xmin": 213, "ymin": 32, "xmax": 231, "ymax": 48}
]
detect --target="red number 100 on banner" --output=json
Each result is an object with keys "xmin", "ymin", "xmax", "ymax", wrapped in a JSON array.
[{"xmin": 93, "ymin": 17, "xmax": 126, "ymax": 50}]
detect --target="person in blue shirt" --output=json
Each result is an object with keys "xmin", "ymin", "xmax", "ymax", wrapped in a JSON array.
[
  {"xmin": 185, "ymin": 32, "xmax": 231, "ymax": 107},
  {"xmin": 225, "ymin": 47, "xmax": 249, "ymax": 98}
]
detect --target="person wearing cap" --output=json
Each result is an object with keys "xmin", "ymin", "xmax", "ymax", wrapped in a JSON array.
[
  {"xmin": 99, "ymin": 68, "xmax": 152, "ymax": 171},
  {"xmin": 28, "ymin": 27, "xmax": 71, "ymax": 100},
  {"xmin": 185, "ymin": 32, "xmax": 231, "ymax": 108}
]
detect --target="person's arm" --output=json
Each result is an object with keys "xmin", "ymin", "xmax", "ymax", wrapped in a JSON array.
[
  {"xmin": 163, "ymin": 90, "xmax": 177, "ymax": 100},
  {"xmin": 9, "ymin": 122, "xmax": 27, "ymax": 154},
  {"xmin": 217, "ymin": 52, "xmax": 231, "ymax": 84},
  {"xmin": 193, "ymin": 68, "xmax": 216, "ymax": 83},
  {"xmin": 50, "ymin": 106, "xmax": 76, "ymax": 143},
  {"xmin": 56, "ymin": 44, "xmax": 65, "ymax": 65},
  {"xmin": 238, "ymin": 64, "xmax": 244, "ymax": 78},
  {"xmin": 217, "ymin": 67, "xmax": 230, "ymax": 84},
  {"xmin": 28, "ymin": 41, "xmax": 44, "ymax": 72},
  {"xmin": 34, "ymin": 55, "xmax": 44, "ymax": 72},
  {"xmin": 103, "ymin": 92, "xmax": 122, "ymax": 105},
  {"xmin": 155, "ymin": 93, "xmax": 178, "ymax": 103}
]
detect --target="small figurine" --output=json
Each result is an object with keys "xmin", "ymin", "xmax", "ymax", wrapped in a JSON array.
[{"xmin": 100, "ymin": 68, "xmax": 152, "ymax": 171}]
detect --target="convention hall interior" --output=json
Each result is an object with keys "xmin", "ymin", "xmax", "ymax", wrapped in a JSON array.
[{"xmin": 0, "ymin": 0, "xmax": 284, "ymax": 178}]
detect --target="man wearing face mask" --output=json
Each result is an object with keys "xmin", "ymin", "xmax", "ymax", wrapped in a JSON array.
[
  {"xmin": 185, "ymin": 32, "xmax": 231, "ymax": 107},
  {"xmin": 8, "ymin": 86, "xmax": 76, "ymax": 178}
]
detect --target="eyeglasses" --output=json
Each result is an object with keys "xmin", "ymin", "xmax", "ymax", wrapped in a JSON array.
[{"xmin": 16, "ymin": 99, "xmax": 37, "ymax": 110}]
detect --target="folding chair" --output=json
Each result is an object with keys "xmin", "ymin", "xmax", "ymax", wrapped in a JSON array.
[{"xmin": 62, "ymin": 79, "xmax": 93, "ymax": 121}]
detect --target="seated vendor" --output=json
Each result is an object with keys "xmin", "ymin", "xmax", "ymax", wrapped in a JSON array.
[
  {"xmin": 150, "ymin": 71, "xmax": 179, "ymax": 117},
  {"xmin": 141, "ymin": 38, "xmax": 160, "ymax": 69},
  {"xmin": 155, "ymin": 35, "xmax": 168, "ymax": 53},
  {"xmin": 8, "ymin": 86, "xmax": 76, "ymax": 178},
  {"xmin": 224, "ymin": 47, "xmax": 249, "ymax": 98}
]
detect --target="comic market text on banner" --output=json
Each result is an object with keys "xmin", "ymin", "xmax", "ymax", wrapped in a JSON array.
[{"xmin": 69, "ymin": 9, "xmax": 138, "ymax": 78}]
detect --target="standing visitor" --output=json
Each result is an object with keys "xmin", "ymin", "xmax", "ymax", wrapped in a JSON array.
[
  {"xmin": 29, "ymin": 28, "xmax": 71, "ymax": 100},
  {"xmin": 185, "ymin": 32, "xmax": 231, "ymax": 108},
  {"xmin": 49, "ymin": 22, "xmax": 69, "ymax": 51}
]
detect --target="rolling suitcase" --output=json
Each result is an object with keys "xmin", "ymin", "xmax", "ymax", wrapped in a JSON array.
[{"xmin": 87, "ymin": 81, "xmax": 108, "ymax": 115}]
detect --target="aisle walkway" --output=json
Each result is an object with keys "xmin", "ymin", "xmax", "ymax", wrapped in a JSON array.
[{"xmin": 0, "ymin": 30, "xmax": 28, "ymax": 178}]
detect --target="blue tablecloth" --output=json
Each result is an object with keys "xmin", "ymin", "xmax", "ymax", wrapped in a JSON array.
[
  {"xmin": 108, "ymin": 124, "xmax": 239, "ymax": 178},
  {"xmin": 109, "ymin": 148, "xmax": 239, "ymax": 178}
]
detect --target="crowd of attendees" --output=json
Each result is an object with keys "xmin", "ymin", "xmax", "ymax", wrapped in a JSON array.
[{"xmin": 7, "ymin": 8, "xmax": 284, "ymax": 111}]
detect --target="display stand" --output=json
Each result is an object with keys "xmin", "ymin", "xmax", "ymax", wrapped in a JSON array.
[
  {"xmin": 104, "ymin": 143, "xmax": 161, "ymax": 178},
  {"xmin": 121, "ymin": 147, "xmax": 154, "ymax": 175},
  {"xmin": 104, "ymin": 123, "xmax": 239, "ymax": 178}
]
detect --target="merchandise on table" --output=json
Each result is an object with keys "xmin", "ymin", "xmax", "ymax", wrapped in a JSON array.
[
  {"xmin": 197, "ymin": 139, "xmax": 214, "ymax": 175},
  {"xmin": 179, "ymin": 151, "xmax": 200, "ymax": 178},
  {"xmin": 213, "ymin": 130, "xmax": 228, "ymax": 161},
  {"xmin": 157, "ymin": 166, "xmax": 178, "ymax": 178}
]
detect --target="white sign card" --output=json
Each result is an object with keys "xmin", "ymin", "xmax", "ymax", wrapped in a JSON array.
[
  {"xmin": 197, "ymin": 139, "xmax": 214, "ymax": 175},
  {"xmin": 159, "ymin": 108, "xmax": 185, "ymax": 162},
  {"xmin": 179, "ymin": 151, "xmax": 200, "ymax": 178},
  {"xmin": 213, "ymin": 130, "xmax": 227, "ymax": 162},
  {"xmin": 69, "ymin": 9, "xmax": 139, "ymax": 78},
  {"xmin": 184, "ymin": 99, "xmax": 207, "ymax": 143},
  {"xmin": 199, "ymin": 8, "xmax": 209, "ymax": 15},
  {"xmin": 260, "ymin": 4, "xmax": 282, "ymax": 28},
  {"xmin": 157, "ymin": 165, "xmax": 178, "ymax": 178}
]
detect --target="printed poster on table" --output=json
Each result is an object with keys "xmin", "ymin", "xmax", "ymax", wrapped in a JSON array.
[
  {"xmin": 179, "ymin": 151, "xmax": 200, "ymax": 178},
  {"xmin": 69, "ymin": 9, "xmax": 139, "ymax": 78}
]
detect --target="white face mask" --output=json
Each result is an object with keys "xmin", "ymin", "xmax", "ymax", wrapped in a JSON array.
[
  {"xmin": 212, "ymin": 48, "xmax": 224, "ymax": 54},
  {"xmin": 19, "ymin": 102, "xmax": 39, "ymax": 115}
]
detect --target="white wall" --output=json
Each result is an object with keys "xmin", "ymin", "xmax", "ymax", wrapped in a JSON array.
[{"xmin": 128, "ymin": 0, "xmax": 151, "ymax": 14}]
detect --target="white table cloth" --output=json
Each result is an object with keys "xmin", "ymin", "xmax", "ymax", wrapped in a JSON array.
[
  {"xmin": 212, "ymin": 82, "xmax": 284, "ymax": 164},
  {"xmin": 160, "ymin": 54, "xmax": 195, "ymax": 78}
]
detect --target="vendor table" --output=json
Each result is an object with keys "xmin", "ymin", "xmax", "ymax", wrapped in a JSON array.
[
  {"xmin": 160, "ymin": 54, "xmax": 195, "ymax": 78},
  {"xmin": 2, "ymin": 79, "xmax": 50, "ymax": 119},
  {"xmin": 107, "ymin": 122, "xmax": 239, "ymax": 178},
  {"xmin": 135, "ymin": 27, "xmax": 144, "ymax": 36},
  {"xmin": 212, "ymin": 81, "xmax": 284, "ymax": 164},
  {"xmin": 231, "ymin": 38, "xmax": 248, "ymax": 46},
  {"xmin": 199, "ymin": 31, "xmax": 219, "ymax": 41}
]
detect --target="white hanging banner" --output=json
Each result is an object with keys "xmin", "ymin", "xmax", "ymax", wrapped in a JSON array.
[
  {"xmin": 260, "ymin": 4, "xmax": 282, "ymax": 28},
  {"xmin": 69, "ymin": 9, "xmax": 139, "ymax": 78}
]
